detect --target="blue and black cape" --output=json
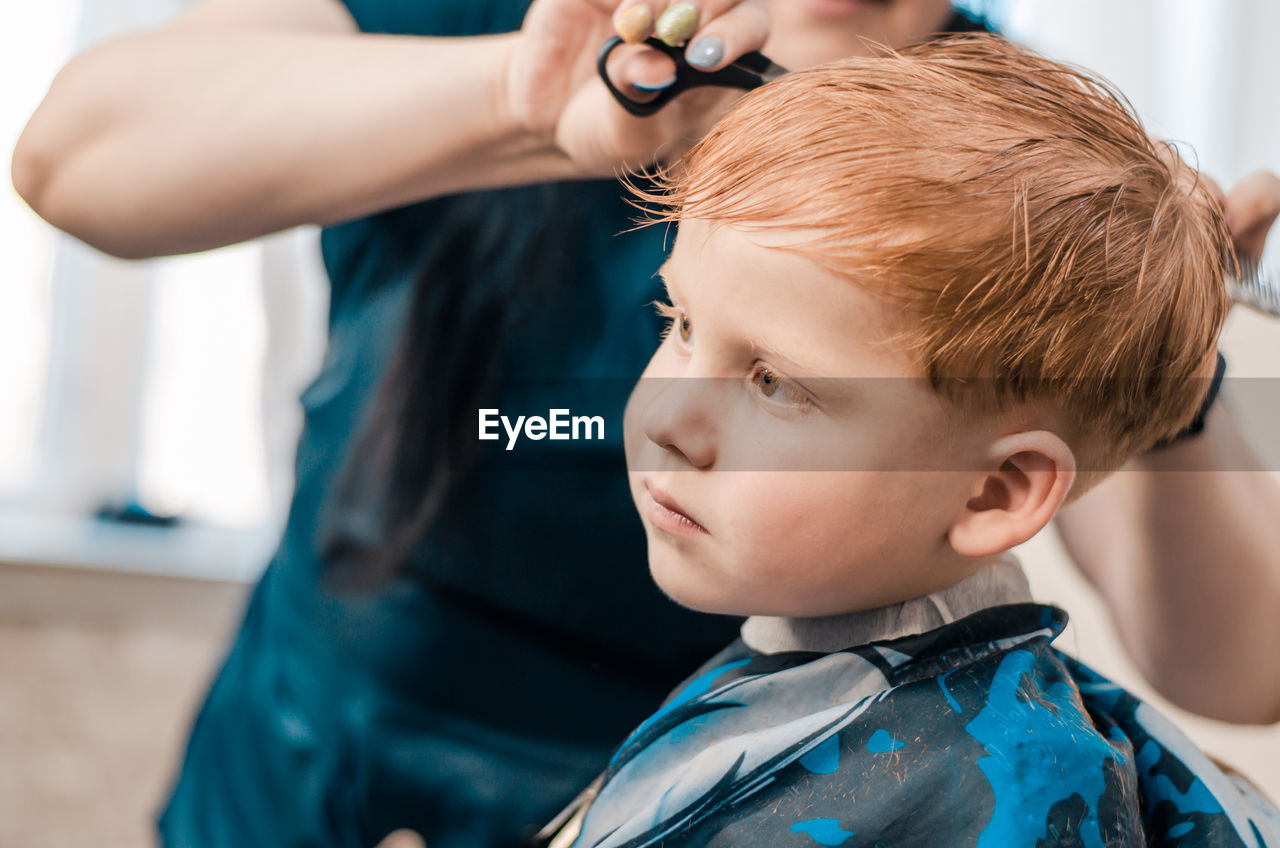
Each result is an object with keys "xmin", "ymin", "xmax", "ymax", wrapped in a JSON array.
[{"xmin": 547, "ymin": 603, "xmax": 1280, "ymax": 847}]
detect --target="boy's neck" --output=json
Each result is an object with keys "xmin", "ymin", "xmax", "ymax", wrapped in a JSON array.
[{"xmin": 740, "ymin": 555, "xmax": 1031, "ymax": 654}]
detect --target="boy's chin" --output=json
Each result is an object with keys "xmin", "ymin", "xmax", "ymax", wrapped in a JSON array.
[{"xmin": 646, "ymin": 552, "xmax": 741, "ymax": 617}]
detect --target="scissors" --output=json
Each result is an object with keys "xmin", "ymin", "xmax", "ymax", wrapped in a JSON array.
[{"xmin": 597, "ymin": 35, "xmax": 789, "ymax": 117}]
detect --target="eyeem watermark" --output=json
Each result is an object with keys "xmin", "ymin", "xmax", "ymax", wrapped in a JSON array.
[{"xmin": 478, "ymin": 408, "xmax": 606, "ymax": 451}]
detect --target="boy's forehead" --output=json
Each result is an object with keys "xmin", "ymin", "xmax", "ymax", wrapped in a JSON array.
[
  {"xmin": 662, "ymin": 219, "xmax": 810, "ymax": 294},
  {"xmin": 666, "ymin": 218, "xmax": 827, "ymax": 281},
  {"xmin": 664, "ymin": 219, "xmax": 913, "ymax": 377}
]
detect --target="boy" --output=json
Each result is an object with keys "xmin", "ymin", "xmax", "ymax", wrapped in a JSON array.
[{"xmin": 542, "ymin": 36, "xmax": 1280, "ymax": 847}]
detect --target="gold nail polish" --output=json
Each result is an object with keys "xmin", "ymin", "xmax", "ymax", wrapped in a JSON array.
[
  {"xmin": 615, "ymin": 4, "xmax": 653, "ymax": 46},
  {"xmin": 654, "ymin": 2, "xmax": 698, "ymax": 47}
]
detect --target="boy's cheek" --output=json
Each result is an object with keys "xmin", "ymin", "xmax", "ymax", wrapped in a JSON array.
[
  {"xmin": 622, "ymin": 384, "xmax": 660, "ymax": 521},
  {"xmin": 622, "ymin": 359, "xmax": 675, "ymax": 471},
  {"xmin": 726, "ymin": 473, "xmax": 842, "ymax": 536},
  {"xmin": 718, "ymin": 477, "xmax": 832, "ymax": 569},
  {"xmin": 622, "ymin": 385, "xmax": 647, "ymax": 473}
]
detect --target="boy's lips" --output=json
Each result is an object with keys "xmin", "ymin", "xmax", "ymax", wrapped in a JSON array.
[{"xmin": 644, "ymin": 481, "xmax": 709, "ymax": 537}]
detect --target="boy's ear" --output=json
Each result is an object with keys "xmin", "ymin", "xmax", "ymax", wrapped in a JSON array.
[{"xmin": 948, "ymin": 431, "xmax": 1076, "ymax": 558}]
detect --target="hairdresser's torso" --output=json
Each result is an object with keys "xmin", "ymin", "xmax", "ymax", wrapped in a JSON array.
[{"xmin": 264, "ymin": 0, "xmax": 745, "ymax": 746}]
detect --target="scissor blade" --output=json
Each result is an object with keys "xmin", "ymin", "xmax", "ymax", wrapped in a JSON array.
[
  {"xmin": 733, "ymin": 50, "xmax": 789, "ymax": 82},
  {"xmin": 755, "ymin": 60, "xmax": 789, "ymax": 82}
]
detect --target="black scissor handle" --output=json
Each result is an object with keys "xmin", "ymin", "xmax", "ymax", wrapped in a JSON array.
[{"xmin": 597, "ymin": 35, "xmax": 781, "ymax": 118}]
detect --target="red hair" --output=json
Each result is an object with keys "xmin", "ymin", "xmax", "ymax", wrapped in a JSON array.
[{"xmin": 632, "ymin": 35, "xmax": 1232, "ymax": 484}]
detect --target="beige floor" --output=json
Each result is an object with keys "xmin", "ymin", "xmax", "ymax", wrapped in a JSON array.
[
  {"xmin": 0, "ymin": 563, "xmax": 247, "ymax": 848},
  {"xmin": 3, "ymin": 545, "xmax": 1278, "ymax": 848}
]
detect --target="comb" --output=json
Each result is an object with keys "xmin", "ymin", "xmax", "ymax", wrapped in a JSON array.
[{"xmin": 1230, "ymin": 255, "xmax": 1280, "ymax": 318}]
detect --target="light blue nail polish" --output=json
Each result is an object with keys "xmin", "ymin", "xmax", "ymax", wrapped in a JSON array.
[
  {"xmin": 634, "ymin": 75, "xmax": 678, "ymax": 92},
  {"xmin": 687, "ymin": 36, "xmax": 723, "ymax": 69}
]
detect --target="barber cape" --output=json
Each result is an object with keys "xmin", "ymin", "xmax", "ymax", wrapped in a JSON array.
[{"xmin": 542, "ymin": 560, "xmax": 1280, "ymax": 848}]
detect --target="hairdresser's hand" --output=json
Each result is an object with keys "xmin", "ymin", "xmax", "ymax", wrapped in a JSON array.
[
  {"xmin": 374, "ymin": 830, "xmax": 424, "ymax": 848},
  {"xmin": 1201, "ymin": 169, "xmax": 1280, "ymax": 262},
  {"xmin": 1222, "ymin": 170, "xmax": 1280, "ymax": 261},
  {"xmin": 13, "ymin": 0, "xmax": 770, "ymax": 257},
  {"xmin": 508, "ymin": 0, "xmax": 771, "ymax": 175}
]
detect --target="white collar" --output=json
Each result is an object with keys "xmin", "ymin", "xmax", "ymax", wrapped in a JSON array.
[{"xmin": 740, "ymin": 554, "xmax": 1032, "ymax": 654}]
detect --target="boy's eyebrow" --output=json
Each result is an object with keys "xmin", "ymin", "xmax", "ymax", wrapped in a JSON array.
[
  {"xmin": 745, "ymin": 336, "xmax": 832, "ymax": 381},
  {"xmin": 655, "ymin": 262, "xmax": 680, "ymax": 299}
]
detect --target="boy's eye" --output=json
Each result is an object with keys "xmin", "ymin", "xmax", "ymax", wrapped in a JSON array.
[
  {"xmin": 752, "ymin": 365, "xmax": 783, "ymax": 397},
  {"xmin": 677, "ymin": 312, "xmax": 692, "ymax": 343},
  {"xmin": 654, "ymin": 301, "xmax": 693, "ymax": 344},
  {"xmin": 750, "ymin": 364, "xmax": 808, "ymax": 407}
]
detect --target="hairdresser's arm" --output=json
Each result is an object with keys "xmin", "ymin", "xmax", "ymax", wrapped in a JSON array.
[
  {"xmin": 1056, "ymin": 172, "xmax": 1280, "ymax": 724},
  {"xmin": 1056, "ymin": 408, "xmax": 1280, "ymax": 724},
  {"xmin": 11, "ymin": 0, "xmax": 764, "ymax": 259}
]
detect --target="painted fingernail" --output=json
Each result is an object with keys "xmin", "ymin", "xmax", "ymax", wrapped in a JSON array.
[
  {"xmin": 686, "ymin": 36, "xmax": 723, "ymax": 69},
  {"xmin": 654, "ymin": 2, "xmax": 699, "ymax": 47},
  {"xmin": 633, "ymin": 75, "xmax": 677, "ymax": 92},
  {"xmin": 615, "ymin": 4, "xmax": 653, "ymax": 46}
]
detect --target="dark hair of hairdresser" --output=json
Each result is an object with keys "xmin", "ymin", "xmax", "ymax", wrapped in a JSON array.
[{"xmin": 321, "ymin": 184, "xmax": 578, "ymax": 588}]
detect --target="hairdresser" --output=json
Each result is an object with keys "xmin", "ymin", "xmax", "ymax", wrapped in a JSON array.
[{"xmin": 12, "ymin": 1, "xmax": 1280, "ymax": 845}]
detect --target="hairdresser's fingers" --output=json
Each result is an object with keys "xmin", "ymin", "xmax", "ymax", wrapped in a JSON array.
[
  {"xmin": 613, "ymin": 0, "xmax": 724, "ymax": 45},
  {"xmin": 374, "ymin": 830, "xmax": 425, "ymax": 848},
  {"xmin": 613, "ymin": 0, "xmax": 660, "ymax": 44},
  {"xmin": 1201, "ymin": 173, "xmax": 1227, "ymax": 211},
  {"xmin": 609, "ymin": 2, "xmax": 694, "ymax": 97},
  {"xmin": 681, "ymin": 0, "xmax": 771, "ymax": 71},
  {"xmin": 1223, "ymin": 170, "xmax": 1280, "ymax": 261},
  {"xmin": 614, "ymin": 0, "xmax": 769, "ymax": 59},
  {"xmin": 602, "ymin": 38, "xmax": 679, "ymax": 100},
  {"xmin": 608, "ymin": 1, "xmax": 766, "ymax": 93}
]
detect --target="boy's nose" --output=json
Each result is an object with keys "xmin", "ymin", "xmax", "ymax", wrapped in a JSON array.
[{"xmin": 639, "ymin": 377, "xmax": 719, "ymax": 470}]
